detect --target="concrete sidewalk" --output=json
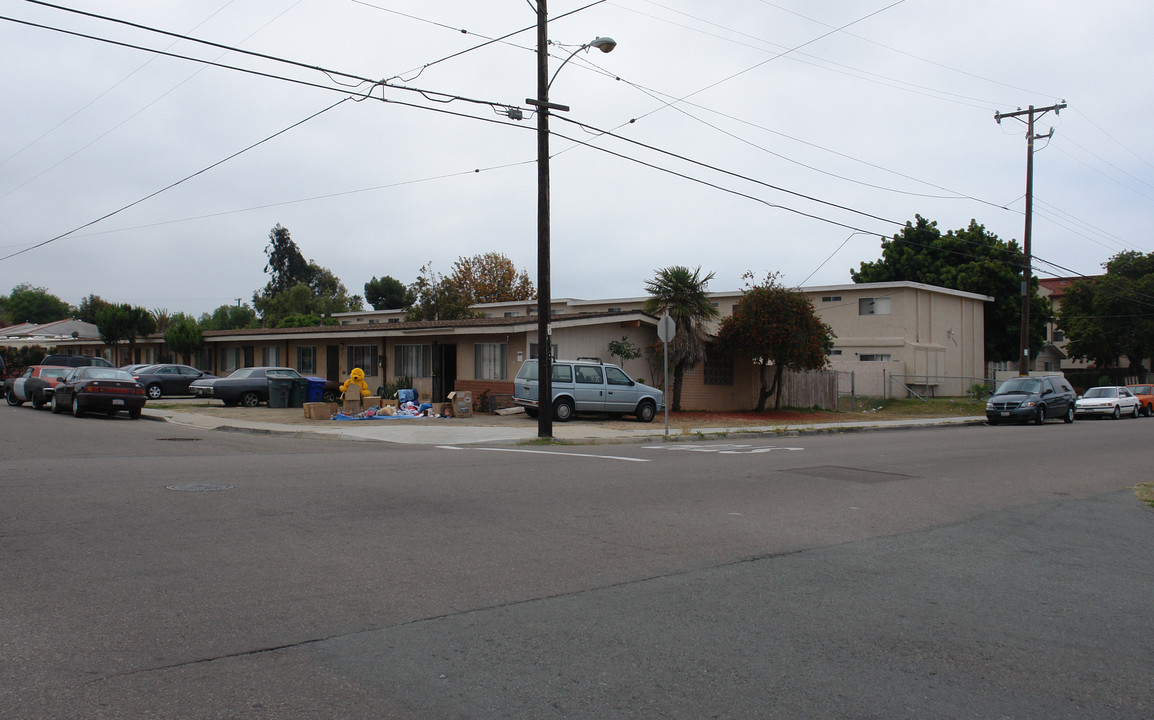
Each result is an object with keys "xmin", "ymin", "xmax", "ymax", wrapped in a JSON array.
[{"xmin": 143, "ymin": 408, "xmax": 987, "ymax": 445}]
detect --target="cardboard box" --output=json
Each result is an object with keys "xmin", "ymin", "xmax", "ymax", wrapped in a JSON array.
[
  {"xmin": 363, "ymin": 395, "xmax": 381, "ymax": 408},
  {"xmin": 447, "ymin": 391, "xmax": 472, "ymax": 417},
  {"xmin": 303, "ymin": 402, "xmax": 338, "ymax": 420},
  {"xmin": 342, "ymin": 395, "xmax": 363, "ymax": 414}
]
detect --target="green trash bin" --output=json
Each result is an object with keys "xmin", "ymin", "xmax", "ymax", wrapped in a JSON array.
[
  {"xmin": 267, "ymin": 377, "xmax": 292, "ymax": 408},
  {"xmin": 288, "ymin": 378, "xmax": 309, "ymax": 408}
]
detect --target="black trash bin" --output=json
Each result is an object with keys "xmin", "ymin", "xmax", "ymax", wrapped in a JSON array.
[
  {"xmin": 288, "ymin": 378, "xmax": 309, "ymax": 408},
  {"xmin": 267, "ymin": 377, "xmax": 292, "ymax": 408}
]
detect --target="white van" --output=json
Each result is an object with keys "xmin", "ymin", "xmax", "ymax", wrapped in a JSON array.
[{"xmin": 513, "ymin": 358, "xmax": 664, "ymax": 422}]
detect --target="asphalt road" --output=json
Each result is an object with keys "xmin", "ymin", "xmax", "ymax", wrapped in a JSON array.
[{"xmin": 2, "ymin": 406, "xmax": 1152, "ymax": 719}]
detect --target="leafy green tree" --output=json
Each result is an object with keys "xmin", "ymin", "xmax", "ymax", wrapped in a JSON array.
[
  {"xmin": 199, "ymin": 304, "xmax": 259, "ymax": 331},
  {"xmin": 608, "ymin": 336, "xmax": 642, "ymax": 366},
  {"xmin": 449, "ymin": 252, "xmax": 535, "ymax": 305},
  {"xmin": 716, "ymin": 273, "xmax": 835, "ymax": 411},
  {"xmin": 406, "ymin": 262, "xmax": 478, "ymax": 321},
  {"xmin": 96, "ymin": 304, "xmax": 156, "ymax": 364},
  {"xmin": 644, "ymin": 265, "xmax": 719, "ymax": 412},
  {"xmin": 5, "ymin": 284, "xmax": 71, "ymax": 324},
  {"xmin": 77, "ymin": 294, "xmax": 113, "ymax": 324},
  {"xmin": 364, "ymin": 275, "xmax": 414, "ymax": 310},
  {"xmin": 851, "ymin": 215, "xmax": 1049, "ymax": 362},
  {"xmin": 1057, "ymin": 250, "xmax": 1154, "ymax": 380},
  {"xmin": 252, "ymin": 225, "xmax": 362, "ymax": 325},
  {"xmin": 164, "ymin": 312, "xmax": 203, "ymax": 363}
]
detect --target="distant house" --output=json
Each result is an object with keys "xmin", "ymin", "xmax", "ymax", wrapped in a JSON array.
[{"xmin": 41, "ymin": 281, "xmax": 990, "ymax": 410}]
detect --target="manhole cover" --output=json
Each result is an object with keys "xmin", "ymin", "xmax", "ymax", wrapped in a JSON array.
[
  {"xmin": 158, "ymin": 437, "xmax": 201, "ymax": 442},
  {"xmin": 166, "ymin": 483, "xmax": 234, "ymax": 492}
]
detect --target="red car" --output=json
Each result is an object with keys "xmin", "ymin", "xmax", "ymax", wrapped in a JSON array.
[
  {"xmin": 1126, "ymin": 384, "xmax": 1154, "ymax": 417},
  {"xmin": 4, "ymin": 365, "xmax": 71, "ymax": 409}
]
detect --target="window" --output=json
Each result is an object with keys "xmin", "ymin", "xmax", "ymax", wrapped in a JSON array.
[
  {"xmin": 821, "ymin": 295, "xmax": 842, "ymax": 303},
  {"xmin": 605, "ymin": 366, "xmax": 633, "ymax": 386},
  {"xmin": 220, "ymin": 347, "xmax": 242, "ymax": 372},
  {"xmin": 395, "ymin": 344, "xmax": 431, "ymax": 377},
  {"xmin": 529, "ymin": 343, "xmax": 558, "ymax": 360},
  {"xmin": 703, "ymin": 345, "xmax": 733, "ymax": 386},
  {"xmin": 347, "ymin": 345, "xmax": 379, "ymax": 377},
  {"xmin": 552, "ymin": 364, "xmax": 572, "ymax": 382},
  {"xmin": 504, "ymin": 311, "xmax": 521, "ymax": 317},
  {"xmin": 608, "ymin": 307, "xmax": 622, "ymax": 313},
  {"xmin": 576, "ymin": 365, "xmax": 604, "ymax": 384},
  {"xmin": 1052, "ymin": 330, "xmax": 1065, "ymax": 342},
  {"xmin": 474, "ymin": 343, "xmax": 508, "ymax": 380},
  {"xmin": 858, "ymin": 297, "xmax": 891, "ymax": 315},
  {"xmin": 831, "ymin": 349, "xmax": 843, "ymax": 356},
  {"xmin": 297, "ymin": 346, "xmax": 316, "ymax": 375},
  {"xmin": 858, "ymin": 353, "xmax": 892, "ymax": 361},
  {"xmin": 261, "ymin": 346, "xmax": 280, "ymax": 366}
]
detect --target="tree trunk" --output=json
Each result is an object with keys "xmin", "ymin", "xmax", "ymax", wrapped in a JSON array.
[
  {"xmin": 772, "ymin": 364, "xmax": 786, "ymax": 410},
  {"xmin": 672, "ymin": 363, "xmax": 685, "ymax": 412}
]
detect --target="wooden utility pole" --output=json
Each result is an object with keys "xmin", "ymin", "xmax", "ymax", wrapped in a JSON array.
[{"xmin": 994, "ymin": 101, "xmax": 1066, "ymax": 376}]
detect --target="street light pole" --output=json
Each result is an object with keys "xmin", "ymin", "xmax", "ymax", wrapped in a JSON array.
[{"xmin": 529, "ymin": 2, "xmax": 615, "ymax": 438}]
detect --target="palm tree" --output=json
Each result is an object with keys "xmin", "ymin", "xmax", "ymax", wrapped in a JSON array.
[{"xmin": 644, "ymin": 266, "xmax": 719, "ymax": 411}]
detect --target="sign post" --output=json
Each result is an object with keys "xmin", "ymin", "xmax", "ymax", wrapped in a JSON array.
[{"xmin": 657, "ymin": 315, "xmax": 676, "ymax": 438}]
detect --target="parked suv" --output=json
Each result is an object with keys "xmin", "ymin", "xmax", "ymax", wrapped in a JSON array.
[
  {"xmin": 985, "ymin": 375, "xmax": 1076, "ymax": 425},
  {"xmin": 513, "ymin": 358, "xmax": 664, "ymax": 422}
]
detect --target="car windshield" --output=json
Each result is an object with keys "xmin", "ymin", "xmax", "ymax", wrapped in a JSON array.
[
  {"xmin": 228, "ymin": 369, "xmax": 255, "ymax": 379},
  {"xmin": 996, "ymin": 377, "xmax": 1041, "ymax": 394},
  {"xmin": 267, "ymin": 369, "xmax": 301, "ymax": 379},
  {"xmin": 1083, "ymin": 387, "xmax": 1118, "ymax": 398}
]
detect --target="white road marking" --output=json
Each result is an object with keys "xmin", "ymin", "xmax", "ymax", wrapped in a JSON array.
[{"xmin": 437, "ymin": 446, "xmax": 649, "ymax": 462}]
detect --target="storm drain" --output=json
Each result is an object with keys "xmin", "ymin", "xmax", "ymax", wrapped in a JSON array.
[
  {"xmin": 786, "ymin": 465, "xmax": 912, "ymax": 484},
  {"xmin": 157, "ymin": 437, "xmax": 200, "ymax": 442},
  {"xmin": 166, "ymin": 483, "xmax": 234, "ymax": 492}
]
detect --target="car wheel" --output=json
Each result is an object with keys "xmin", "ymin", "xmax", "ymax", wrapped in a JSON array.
[
  {"xmin": 146, "ymin": 384, "xmax": 163, "ymax": 400},
  {"xmin": 1034, "ymin": 405, "xmax": 1046, "ymax": 425},
  {"xmin": 239, "ymin": 391, "xmax": 260, "ymax": 408},
  {"xmin": 1144, "ymin": 403, "xmax": 1152, "ymax": 417},
  {"xmin": 5, "ymin": 389, "xmax": 22, "ymax": 407},
  {"xmin": 987, "ymin": 416, "xmax": 998, "ymax": 426},
  {"xmin": 524, "ymin": 408, "xmax": 539, "ymax": 418},
  {"xmin": 129, "ymin": 407, "xmax": 141, "ymax": 420},
  {"xmin": 322, "ymin": 390, "xmax": 339, "ymax": 403},
  {"xmin": 1112, "ymin": 406, "xmax": 1121, "ymax": 419},
  {"xmin": 71, "ymin": 396, "xmax": 85, "ymax": 418},
  {"xmin": 636, "ymin": 399, "xmax": 657, "ymax": 423},
  {"xmin": 552, "ymin": 397, "xmax": 574, "ymax": 422},
  {"xmin": 32, "ymin": 394, "xmax": 46, "ymax": 410},
  {"xmin": 1132, "ymin": 404, "xmax": 1140, "ymax": 418},
  {"xmin": 51, "ymin": 394, "xmax": 62, "ymax": 413},
  {"xmin": 1064, "ymin": 406, "xmax": 1074, "ymax": 423}
]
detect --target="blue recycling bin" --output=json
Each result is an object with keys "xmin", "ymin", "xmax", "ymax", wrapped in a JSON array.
[{"xmin": 305, "ymin": 377, "xmax": 326, "ymax": 403}]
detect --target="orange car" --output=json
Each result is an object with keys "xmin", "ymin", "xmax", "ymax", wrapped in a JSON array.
[{"xmin": 1126, "ymin": 384, "xmax": 1154, "ymax": 416}]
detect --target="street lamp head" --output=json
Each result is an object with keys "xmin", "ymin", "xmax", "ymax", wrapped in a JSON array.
[{"xmin": 589, "ymin": 36, "xmax": 617, "ymax": 53}]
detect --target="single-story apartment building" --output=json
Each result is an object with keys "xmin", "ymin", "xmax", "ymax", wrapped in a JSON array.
[{"xmin": 20, "ymin": 280, "xmax": 990, "ymax": 411}]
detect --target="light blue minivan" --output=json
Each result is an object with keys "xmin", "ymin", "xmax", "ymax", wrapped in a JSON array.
[{"xmin": 513, "ymin": 358, "xmax": 664, "ymax": 422}]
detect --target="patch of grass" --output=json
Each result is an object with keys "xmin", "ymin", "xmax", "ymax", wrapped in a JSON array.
[
  {"xmin": 1135, "ymin": 483, "xmax": 1154, "ymax": 509},
  {"xmin": 853, "ymin": 397, "xmax": 986, "ymax": 418}
]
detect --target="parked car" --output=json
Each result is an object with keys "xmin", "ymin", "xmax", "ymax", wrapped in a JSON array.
[
  {"xmin": 49, "ymin": 366, "xmax": 146, "ymax": 418},
  {"xmin": 121, "ymin": 363, "xmax": 157, "ymax": 374},
  {"xmin": 1125, "ymin": 384, "xmax": 1154, "ymax": 417},
  {"xmin": 1074, "ymin": 386, "xmax": 1141, "ymax": 419},
  {"xmin": 513, "ymin": 358, "xmax": 664, "ymax": 422},
  {"xmin": 131, "ymin": 363, "xmax": 217, "ymax": 399},
  {"xmin": 191, "ymin": 366, "xmax": 304, "ymax": 407},
  {"xmin": 4, "ymin": 365, "xmax": 71, "ymax": 409},
  {"xmin": 41, "ymin": 354, "xmax": 113, "ymax": 367},
  {"xmin": 985, "ymin": 375, "xmax": 1076, "ymax": 425}
]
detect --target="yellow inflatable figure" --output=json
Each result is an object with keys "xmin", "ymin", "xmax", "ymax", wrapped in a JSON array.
[{"xmin": 340, "ymin": 367, "xmax": 371, "ymax": 397}]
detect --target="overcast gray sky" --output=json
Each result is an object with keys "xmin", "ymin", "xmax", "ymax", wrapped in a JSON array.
[{"xmin": 1, "ymin": 0, "xmax": 1150, "ymax": 319}]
